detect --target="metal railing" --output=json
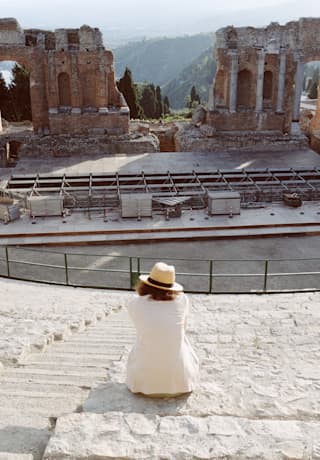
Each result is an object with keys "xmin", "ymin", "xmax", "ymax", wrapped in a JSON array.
[{"xmin": 0, "ymin": 246, "xmax": 320, "ymax": 294}]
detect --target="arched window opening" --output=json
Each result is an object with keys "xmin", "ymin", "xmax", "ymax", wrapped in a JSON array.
[
  {"xmin": 263, "ymin": 70, "xmax": 273, "ymax": 107},
  {"xmin": 58, "ymin": 72, "xmax": 71, "ymax": 107},
  {"xmin": 237, "ymin": 69, "xmax": 254, "ymax": 109},
  {"xmin": 0, "ymin": 60, "xmax": 32, "ymax": 126}
]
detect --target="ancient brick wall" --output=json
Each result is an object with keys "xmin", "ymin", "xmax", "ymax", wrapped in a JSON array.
[
  {"xmin": 208, "ymin": 18, "xmax": 320, "ymax": 135},
  {"xmin": 0, "ymin": 18, "xmax": 129, "ymax": 135}
]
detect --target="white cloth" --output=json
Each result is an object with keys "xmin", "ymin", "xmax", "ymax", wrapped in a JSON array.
[{"xmin": 126, "ymin": 293, "xmax": 199, "ymax": 395}]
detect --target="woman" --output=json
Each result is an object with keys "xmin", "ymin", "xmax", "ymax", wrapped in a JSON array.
[{"xmin": 126, "ymin": 261, "xmax": 199, "ymax": 397}]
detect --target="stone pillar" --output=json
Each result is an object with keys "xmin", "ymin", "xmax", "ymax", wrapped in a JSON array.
[
  {"xmin": 97, "ymin": 50, "xmax": 107, "ymax": 108},
  {"xmin": 208, "ymin": 83, "xmax": 215, "ymax": 110},
  {"xmin": 255, "ymin": 49, "xmax": 265, "ymax": 112},
  {"xmin": 292, "ymin": 52, "xmax": 304, "ymax": 122},
  {"xmin": 70, "ymin": 53, "xmax": 81, "ymax": 108},
  {"xmin": 229, "ymin": 51, "xmax": 238, "ymax": 113},
  {"xmin": 47, "ymin": 51, "xmax": 58, "ymax": 109},
  {"xmin": 276, "ymin": 48, "xmax": 286, "ymax": 113}
]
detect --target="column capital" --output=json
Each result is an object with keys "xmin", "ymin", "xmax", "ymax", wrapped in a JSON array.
[{"xmin": 293, "ymin": 50, "xmax": 304, "ymax": 62}]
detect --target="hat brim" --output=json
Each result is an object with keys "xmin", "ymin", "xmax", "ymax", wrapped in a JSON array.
[{"xmin": 139, "ymin": 274, "xmax": 184, "ymax": 292}]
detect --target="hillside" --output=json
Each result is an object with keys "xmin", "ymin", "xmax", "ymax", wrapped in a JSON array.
[
  {"xmin": 162, "ymin": 46, "xmax": 216, "ymax": 109},
  {"xmin": 113, "ymin": 33, "xmax": 214, "ymax": 87}
]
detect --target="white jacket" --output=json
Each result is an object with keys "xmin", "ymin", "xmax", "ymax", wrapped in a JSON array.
[{"xmin": 126, "ymin": 293, "xmax": 199, "ymax": 395}]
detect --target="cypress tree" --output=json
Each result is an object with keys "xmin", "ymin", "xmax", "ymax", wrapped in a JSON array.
[
  {"xmin": 155, "ymin": 85, "xmax": 163, "ymax": 119},
  {"xmin": 163, "ymin": 95, "xmax": 170, "ymax": 115},
  {"xmin": 117, "ymin": 67, "xmax": 143, "ymax": 119},
  {"xmin": 140, "ymin": 84, "xmax": 156, "ymax": 119},
  {"xmin": 190, "ymin": 85, "xmax": 201, "ymax": 107},
  {"xmin": 9, "ymin": 64, "xmax": 32, "ymax": 121},
  {"xmin": 0, "ymin": 72, "xmax": 9, "ymax": 119}
]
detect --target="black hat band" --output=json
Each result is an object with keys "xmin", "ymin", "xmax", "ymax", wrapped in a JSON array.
[{"xmin": 147, "ymin": 276, "xmax": 174, "ymax": 288}]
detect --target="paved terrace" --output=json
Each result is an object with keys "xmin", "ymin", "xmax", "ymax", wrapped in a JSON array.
[
  {"xmin": 1, "ymin": 149, "xmax": 320, "ymax": 246},
  {"xmin": 0, "ymin": 277, "xmax": 320, "ymax": 459}
]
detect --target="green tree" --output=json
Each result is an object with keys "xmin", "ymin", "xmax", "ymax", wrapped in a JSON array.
[
  {"xmin": 9, "ymin": 63, "xmax": 32, "ymax": 121},
  {"xmin": 140, "ymin": 84, "xmax": 156, "ymax": 119},
  {"xmin": 163, "ymin": 95, "xmax": 170, "ymax": 115},
  {"xmin": 117, "ymin": 67, "xmax": 143, "ymax": 119},
  {"xmin": 155, "ymin": 85, "xmax": 163, "ymax": 119},
  {"xmin": 189, "ymin": 85, "xmax": 201, "ymax": 107},
  {"xmin": 307, "ymin": 66, "xmax": 319, "ymax": 99},
  {"xmin": 308, "ymin": 80, "xmax": 319, "ymax": 99},
  {"xmin": 0, "ymin": 72, "xmax": 9, "ymax": 119}
]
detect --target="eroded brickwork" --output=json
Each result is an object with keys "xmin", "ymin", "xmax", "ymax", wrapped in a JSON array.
[
  {"xmin": 0, "ymin": 18, "xmax": 129, "ymax": 135},
  {"xmin": 208, "ymin": 18, "xmax": 320, "ymax": 135}
]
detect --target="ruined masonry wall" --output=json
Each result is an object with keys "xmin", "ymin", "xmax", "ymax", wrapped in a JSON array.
[
  {"xmin": 0, "ymin": 18, "xmax": 129, "ymax": 136},
  {"xmin": 209, "ymin": 18, "xmax": 320, "ymax": 135}
]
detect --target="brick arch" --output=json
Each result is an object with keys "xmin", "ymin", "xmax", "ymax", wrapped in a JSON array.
[
  {"xmin": 237, "ymin": 69, "xmax": 255, "ymax": 109},
  {"xmin": 0, "ymin": 49, "xmax": 44, "ymax": 130},
  {"xmin": 0, "ymin": 18, "xmax": 128, "ymax": 135}
]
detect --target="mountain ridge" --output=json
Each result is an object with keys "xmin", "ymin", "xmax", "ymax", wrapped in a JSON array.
[{"xmin": 113, "ymin": 33, "xmax": 214, "ymax": 87}]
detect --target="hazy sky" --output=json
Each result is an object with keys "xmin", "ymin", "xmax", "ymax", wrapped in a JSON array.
[{"xmin": 2, "ymin": 0, "xmax": 320, "ymax": 44}]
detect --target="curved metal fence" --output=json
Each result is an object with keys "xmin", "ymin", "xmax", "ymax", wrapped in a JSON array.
[{"xmin": 0, "ymin": 246, "xmax": 320, "ymax": 294}]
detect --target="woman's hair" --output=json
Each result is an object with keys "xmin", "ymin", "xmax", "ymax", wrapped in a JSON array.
[{"xmin": 136, "ymin": 280, "xmax": 181, "ymax": 301}]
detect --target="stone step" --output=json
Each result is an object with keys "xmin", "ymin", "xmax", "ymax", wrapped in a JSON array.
[
  {"xmin": 50, "ymin": 343, "xmax": 128, "ymax": 353},
  {"xmin": 0, "ymin": 395, "xmax": 84, "ymax": 416},
  {"xmin": 65, "ymin": 335, "xmax": 135, "ymax": 347},
  {"xmin": 21, "ymin": 354, "xmax": 121, "ymax": 366},
  {"xmin": 15, "ymin": 362, "xmax": 111, "ymax": 372},
  {"xmin": 43, "ymin": 412, "xmax": 320, "ymax": 460},
  {"xmin": 75, "ymin": 331, "xmax": 135, "ymax": 338},
  {"xmin": 0, "ymin": 419, "xmax": 50, "ymax": 460},
  {"xmin": 4, "ymin": 366, "xmax": 107, "ymax": 378},
  {"xmin": 0, "ymin": 373, "xmax": 105, "ymax": 387},
  {"xmin": 0, "ymin": 388, "xmax": 87, "ymax": 399},
  {"xmin": 0, "ymin": 453, "xmax": 33, "ymax": 460},
  {"xmin": 0, "ymin": 413, "xmax": 50, "ymax": 429},
  {"xmin": 0, "ymin": 380, "xmax": 93, "ymax": 393},
  {"xmin": 0, "ymin": 309, "xmax": 132, "ymax": 460}
]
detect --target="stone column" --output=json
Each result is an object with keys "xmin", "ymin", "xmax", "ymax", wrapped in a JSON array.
[
  {"xmin": 70, "ymin": 53, "xmax": 81, "ymax": 109},
  {"xmin": 47, "ymin": 51, "xmax": 58, "ymax": 108},
  {"xmin": 229, "ymin": 51, "xmax": 238, "ymax": 113},
  {"xmin": 208, "ymin": 83, "xmax": 215, "ymax": 110},
  {"xmin": 255, "ymin": 49, "xmax": 265, "ymax": 112},
  {"xmin": 292, "ymin": 52, "xmax": 304, "ymax": 122},
  {"xmin": 276, "ymin": 48, "xmax": 286, "ymax": 113}
]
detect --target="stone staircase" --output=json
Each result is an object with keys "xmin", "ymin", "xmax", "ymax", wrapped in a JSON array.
[
  {"xmin": 0, "ymin": 309, "xmax": 135, "ymax": 460},
  {"xmin": 2, "ymin": 291, "xmax": 320, "ymax": 460}
]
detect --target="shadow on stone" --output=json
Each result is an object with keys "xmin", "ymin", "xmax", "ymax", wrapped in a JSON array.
[
  {"xmin": 81, "ymin": 381, "xmax": 192, "ymax": 416},
  {"xmin": 0, "ymin": 425, "xmax": 50, "ymax": 460}
]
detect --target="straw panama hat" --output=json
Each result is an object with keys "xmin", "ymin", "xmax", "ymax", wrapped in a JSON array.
[{"xmin": 139, "ymin": 262, "xmax": 183, "ymax": 292}]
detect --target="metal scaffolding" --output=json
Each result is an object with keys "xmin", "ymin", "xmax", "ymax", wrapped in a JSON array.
[{"xmin": 3, "ymin": 167, "xmax": 320, "ymax": 210}]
